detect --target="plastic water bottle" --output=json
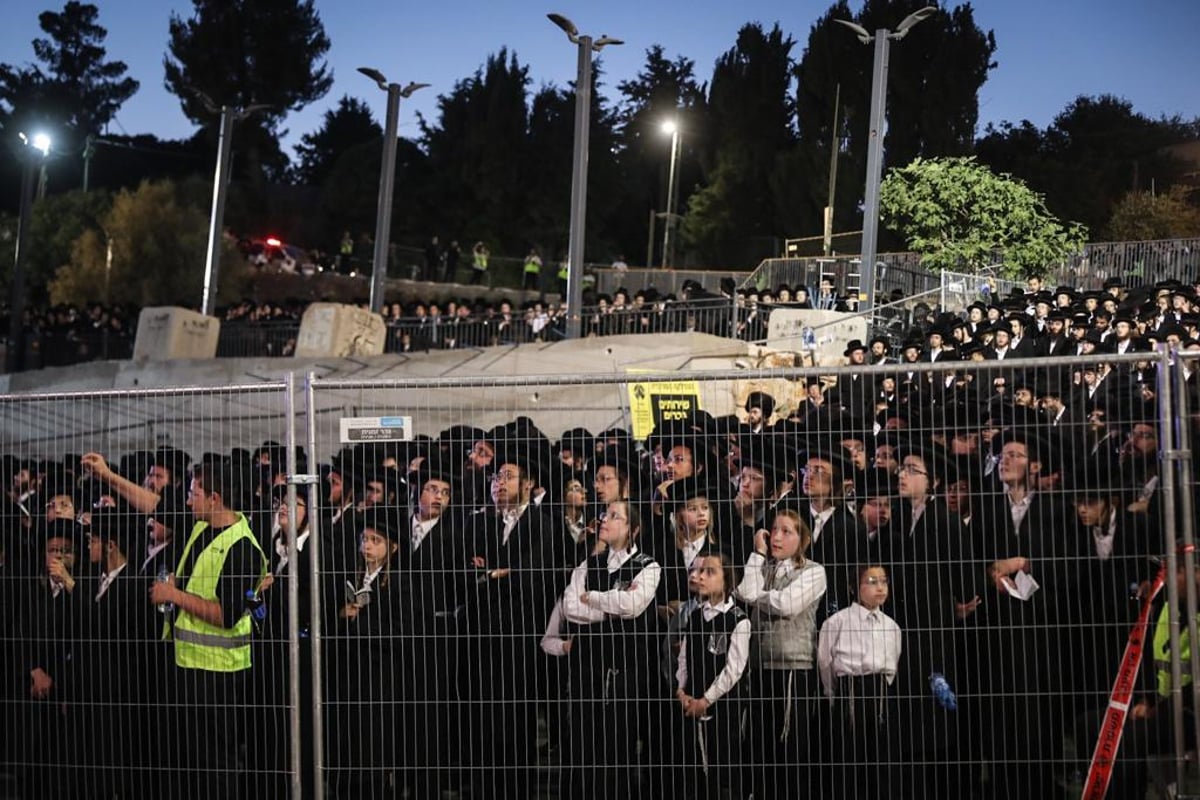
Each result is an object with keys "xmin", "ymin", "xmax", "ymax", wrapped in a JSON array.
[
  {"xmin": 156, "ymin": 565, "xmax": 175, "ymax": 614},
  {"xmin": 929, "ymin": 672, "xmax": 958, "ymax": 711},
  {"xmin": 801, "ymin": 326, "xmax": 816, "ymax": 350}
]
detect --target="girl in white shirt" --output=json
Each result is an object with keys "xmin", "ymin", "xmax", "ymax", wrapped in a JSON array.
[
  {"xmin": 736, "ymin": 507, "xmax": 827, "ymax": 799},
  {"xmin": 558, "ymin": 499, "xmax": 662, "ymax": 799},
  {"xmin": 674, "ymin": 549, "xmax": 751, "ymax": 799},
  {"xmin": 817, "ymin": 564, "xmax": 902, "ymax": 798}
]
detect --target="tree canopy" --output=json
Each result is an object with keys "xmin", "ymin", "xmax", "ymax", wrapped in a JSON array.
[
  {"xmin": 292, "ymin": 95, "xmax": 380, "ymax": 187},
  {"xmin": 879, "ymin": 156, "xmax": 1087, "ymax": 277},
  {"xmin": 0, "ymin": 1, "xmax": 138, "ymax": 147}
]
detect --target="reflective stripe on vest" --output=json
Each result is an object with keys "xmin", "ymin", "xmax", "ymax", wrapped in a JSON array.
[
  {"xmin": 169, "ymin": 515, "xmax": 266, "ymax": 673},
  {"xmin": 473, "ymin": 252, "xmax": 488, "ymax": 270},
  {"xmin": 524, "ymin": 259, "xmax": 540, "ymax": 274}
]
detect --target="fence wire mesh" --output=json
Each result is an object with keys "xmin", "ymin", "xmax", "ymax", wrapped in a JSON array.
[{"xmin": 3, "ymin": 350, "xmax": 1200, "ymax": 799}]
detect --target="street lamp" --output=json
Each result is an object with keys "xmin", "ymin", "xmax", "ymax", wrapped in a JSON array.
[
  {"xmin": 359, "ymin": 67, "xmax": 428, "ymax": 315},
  {"xmin": 835, "ymin": 5, "xmax": 936, "ymax": 312},
  {"xmin": 548, "ymin": 12, "xmax": 623, "ymax": 339},
  {"xmin": 199, "ymin": 101, "xmax": 270, "ymax": 317},
  {"xmin": 8, "ymin": 131, "xmax": 52, "ymax": 372},
  {"xmin": 660, "ymin": 119, "xmax": 681, "ymax": 269}
]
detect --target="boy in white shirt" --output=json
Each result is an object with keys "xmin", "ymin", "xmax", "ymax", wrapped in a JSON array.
[{"xmin": 817, "ymin": 564, "xmax": 901, "ymax": 798}]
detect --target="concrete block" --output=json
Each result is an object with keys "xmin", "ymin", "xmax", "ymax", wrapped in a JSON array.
[
  {"xmin": 294, "ymin": 303, "xmax": 387, "ymax": 357},
  {"xmin": 132, "ymin": 307, "xmax": 221, "ymax": 361}
]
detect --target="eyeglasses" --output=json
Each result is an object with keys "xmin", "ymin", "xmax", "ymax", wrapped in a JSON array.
[
  {"xmin": 899, "ymin": 464, "xmax": 928, "ymax": 477},
  {"xmin": 863, "ymin": 576, "xmax": 889, "ymax": 586},
  {"xmin": 491, "ymin": 471, "xmax": 520, "ymax": 483}
]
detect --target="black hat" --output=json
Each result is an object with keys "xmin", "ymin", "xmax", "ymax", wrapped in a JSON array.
[
  {"xmin": 799, "ymin": 437, "xmax": 853, "ymax": 481},
  {"xmin": 896, "ymin": 441, "xmax": 950, "ymax": 484},
  {"xmin": 854, "ymin": 467, "xmax": 897, "ymax": 502},
  {"xmin": 556, "ymin": 427, "xmax": 595, "ymax": 459},
  {"xmin": 413, "ymin": 452, "xmax": 458, "ymax": 488},
  {"xmin": 88, "ymin": 505, "xmax": 139, "ymax": 546},
  {"xmin": 997, "ymin": 429, "xmax": 1057, "ymax": 474},
  {"xmin": 492, "ymin": 434, "xmax": 553, "ymax": 487},
  {"xmin": 737, "ymin": 435, "xmax": 791, "ymax": 486},
  {"xmin": 1103, "ymin": 277, "xmax": 1124, "ymax": 290},
  {"xmin": 869, "ymin": 334, "xmax": 890, "ymax": 349},
  {"xmin": 1067, "ymin": 457, "xmax": 1125, "ymax": 498},
  {"xmin": 357, "ymin": 509, "xmax": 401, "ymax": 543},
  {"xmin": 593, "ymin": 443, "xmax": 640, "ymax": 485},
  {"xmin": 659, "ymin": 474, "xmax": 726, "ymax": 510},
  {"xmin": 152, "ymin": 447, "xmax": 191, "ymax": 484},
  {"xmin": 745, "ymin": 390, "xmax": 777, "ymax": 417},
  {"xmin": 842, "ymin": 339, "xmax": 867, "ymax": 357}
]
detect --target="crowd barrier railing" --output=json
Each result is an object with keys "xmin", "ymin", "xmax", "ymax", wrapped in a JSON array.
[{"xmin": 3, "ymin": 352, "xmax": 1200, "ymax": 798}]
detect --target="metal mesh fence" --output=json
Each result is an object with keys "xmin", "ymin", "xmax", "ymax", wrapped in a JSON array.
[{"xmin": 4, "ymin": 351, "xmax": 1200, "ymax": 798}]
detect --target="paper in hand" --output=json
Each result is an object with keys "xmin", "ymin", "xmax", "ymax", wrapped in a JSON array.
[{"xmin": 1003, "ymin": 569, "xmax": 1040, "ymax": 601}]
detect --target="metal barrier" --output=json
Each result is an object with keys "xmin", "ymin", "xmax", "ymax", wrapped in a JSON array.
[{"xmin": 4, "ymin": 351, "xmax": 1200, "ymax": 798}]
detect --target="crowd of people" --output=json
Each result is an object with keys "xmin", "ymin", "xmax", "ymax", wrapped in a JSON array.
[{"xmin": 1, "ymin": 274, "xmax": 1200, "ymax": 799}]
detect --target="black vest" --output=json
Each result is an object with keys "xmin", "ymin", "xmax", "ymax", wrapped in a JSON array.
[{"xmin": 678, "ymin": 600, "xmax": 748, "ymax": 700}]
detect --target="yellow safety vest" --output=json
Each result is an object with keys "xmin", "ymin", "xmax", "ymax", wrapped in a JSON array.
[
  {"xmin": 524, "ymin": 257, "xmax": 541, "ymax": 275},
  {"xmin": 473, "ymin": 251, "xmax": 489, "ymax": 271},
  {"xmin": 166, "ymin": 514, "xmax": 266, "ymax": 673},
  {"xmin": 557, "ymin": 262, "xmax": 569, "ymax": 280},
  {"xmin": 1153, "ymin": 603, "xmax": 1195, "ymax": 697}
]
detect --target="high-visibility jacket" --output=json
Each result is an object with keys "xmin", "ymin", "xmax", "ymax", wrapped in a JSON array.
[
  {"xmin": 557, "ymin": 262, "xmax": 569, "ymax": 281},
  {"xmin": 167, "ymin": 514, "xmax": 266, "ymax": 673},
  {"xmin": 1153, "ymin": 603, "xmax": 1195, "ymax": 697},
  {"xmin": 524, "ymin": 256, "xmax": 541, "ymax": 275},
  {"xmin": 473, "ymin": 250, "xmax": 489, "ymax": 271}
]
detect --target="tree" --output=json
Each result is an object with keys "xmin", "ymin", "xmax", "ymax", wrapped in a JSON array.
[
  {"xmin": 612, "ymin": 45, "xmax": 706, "ymax": 265},
  {"xmin": 879, "ymin": 156, "xmax": 1087, "ymax": 277},
  {"xmin": 49, "ymin": 177, "xmax": 246, "ymax": 307},
  {"xmin": 163, "ymin": 0, "xmax": 333, "ymax": 181},
  {"xmin": 681, "ymin": 23, "xmax": 797, "ymax": 266},
  {"xmin": 293, "ymin": 95, "xmax": 381, "ymax": 186},
  {"xmin": 1107, "ymin": 186, "xmax": 1200, "ymax": 241},
  {"xmin": 792, "ymin": 0, "xmax": 996, "ymax": 240},
  {"xmin": 976, "ymin": 95, "xmax": 1200, "ymax": 236},
  {"xmin": 0, "ymin": 2, "xmax": 138, "ymax": 142}
]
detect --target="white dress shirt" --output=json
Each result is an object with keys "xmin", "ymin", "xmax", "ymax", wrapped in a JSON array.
[
  {"xmin": 735, "ymin": 552, "xmax": 827, "ymax": 616},
  {"xmin": 95, "ymin": 561, "xmax": 127, "ymax": 602},
  {"xmin": 562, "ymin": 546, "xmax": 661, "ymax": 624},
  {"xmin": 675, "ymin": 598, "xmax": 752, "ymax": 704},
  {"xmin": 817, "ymin": 602, "xmax": 902, "ymax": 697}
]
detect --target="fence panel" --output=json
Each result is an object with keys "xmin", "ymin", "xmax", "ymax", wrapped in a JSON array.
[
  {"xmin": 0, "ymin": 383, "xmax": 302, "ymax": 799},
  {"xmin": 302, "ymin": 352, "xmax": 1184, "ymax": 799},
  {"xmin": 4, "ymin": 352, "xmax": 1198, "ymax": 798}
]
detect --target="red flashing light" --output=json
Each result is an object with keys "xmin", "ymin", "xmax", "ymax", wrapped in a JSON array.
[{"xmin": 265, "ymin": 237, "xmax": 282, "ymax": 247}]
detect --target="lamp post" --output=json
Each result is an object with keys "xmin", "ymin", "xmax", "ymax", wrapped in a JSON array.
[
  {"xmin": 359, "ymin": 68, "xmax": 428, "ymax": 314},
  {"xmin": 660, "ymin": 119, "xmax": 681, "ymax": 269},
  {"xmin": 8, "ymin": 131, "xmax": 51, "ymax": 373},
  {"xmin": 548, "ymin": 12, "xmax": 622, "ymax": 339},
  {"xmin": 200, "ymin": 102, "xmax": 269, "ymax": 317},
  {"xmin": 835, "ymin": 5, "xmax": 935, "ymax": 312}
]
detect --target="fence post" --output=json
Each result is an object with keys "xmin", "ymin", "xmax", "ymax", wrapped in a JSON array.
[
  {"xmin": 304, "ymin": 372, "xmax": 326, "ymax": 799},
  {"xmin": 1157, "ymin": 346, "xmax": 1188, "ymax": 790},
  {"xmin": 283, "ymin": 373, "xmax": 304, "ymax": 798},
  {"xmin": 1173, "ymin": 354, "xmax": 1200, "ymax": 762}
]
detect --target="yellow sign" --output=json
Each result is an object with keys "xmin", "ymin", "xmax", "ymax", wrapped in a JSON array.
[{"xmin": 626, "ymin": 379, "xmax": 703, "ymax": 441}]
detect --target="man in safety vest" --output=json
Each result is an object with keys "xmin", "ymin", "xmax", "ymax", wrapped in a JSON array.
[
  {"xmin": 470, "ymin": 241, "xmax": 489, "ymax": 285},
  {"xmin": 150, "ymin": 459, "xmax": 266, "ymax": 797},
  {"xmin": 523, "ymin": 248, "xmax": 542, "ymax": 291}
]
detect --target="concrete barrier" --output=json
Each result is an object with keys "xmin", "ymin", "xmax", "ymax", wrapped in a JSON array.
[
  {"xmin": 294, "ymin": 303, "xmax": 387, "ymax": 358},
  {"xmin": 132, "ymin": 307, "xmax": 221, "ymax": 361}
]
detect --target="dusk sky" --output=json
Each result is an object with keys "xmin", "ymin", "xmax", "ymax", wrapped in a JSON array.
[{"xmin": 2, "ymin": 0, "xmax": 1198, "ymax": 155}]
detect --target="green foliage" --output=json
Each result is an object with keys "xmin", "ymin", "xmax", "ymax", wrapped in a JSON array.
[
  {"xmin": 0, "ymin": 2, "xmax": 138, "ymax": 150},
  {"xmin": 879, "ymin": 156, "xmax": 1088, "ymax": 277},
  {"xmin": 292, "ymin": 95, "xmax": 380, "ymax": 186},
  {"xmin": 792, "ymin": 0, "xmax": 996, "ymax": 239},
  {"xmin": 976, "ymin": 94, "xmax": 1200, "ymax": 236},
  {"xmin": 24, "ymin": 188, "xmax": 111, "ymax": 302},
  {"xmin": 682, "ymin": 23, "xmax": 797, "ymax": 266},
  {"xmin": 1107, "ymin": 186, "xmax": 1200, "ymax": 241},
  {"xmin": 49, "ymin": 178, "xmax": 245, "ymax": 307}
]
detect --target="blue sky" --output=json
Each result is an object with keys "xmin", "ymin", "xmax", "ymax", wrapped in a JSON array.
[{"xmin": 2, "ymin": 0, "xmax": 1197, "ymax": 153}]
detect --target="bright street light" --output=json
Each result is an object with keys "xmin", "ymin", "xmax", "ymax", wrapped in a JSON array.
[
  {"xmin": 8, "ymin": 131, "xmax": 53, "ymax": 371},
  {"xmin": 548, "ymin": 12, "xmax": 622, "ymax": 338}
]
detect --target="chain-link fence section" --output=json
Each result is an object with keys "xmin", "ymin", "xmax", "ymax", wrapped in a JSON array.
[{"xmin": 4, "ymin": 351, "xmax": 1200, "ymax": 798}]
